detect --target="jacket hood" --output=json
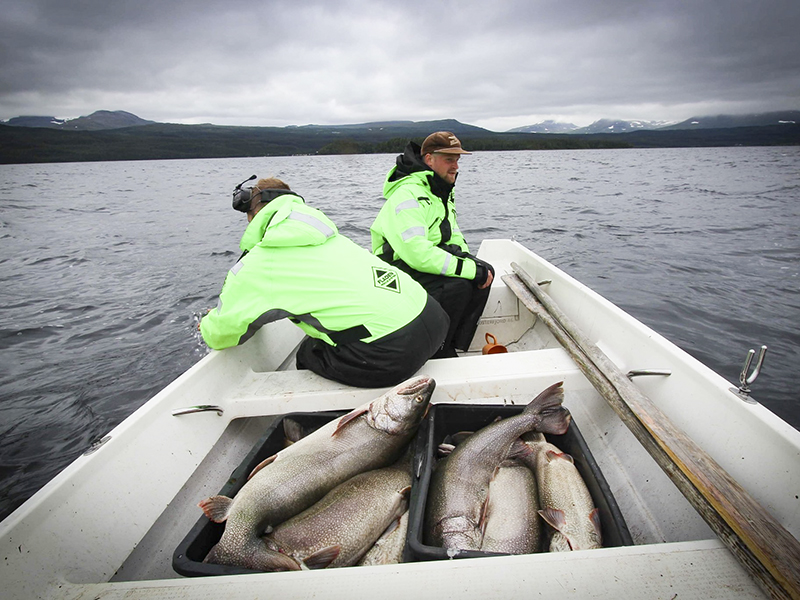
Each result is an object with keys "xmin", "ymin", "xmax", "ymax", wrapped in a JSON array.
[
  {"xmin": 383, "ymin": 141, "xmax": 455, "ymax": 200},
  {"xmin": 239, "ymin": 193, "xmax": 337, "ymax": 252},
  {"xmin": 391, "ymin": 141, "xmax": 429, "ymax": 180}
]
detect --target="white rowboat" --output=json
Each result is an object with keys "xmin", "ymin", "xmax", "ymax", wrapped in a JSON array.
[{"xmin": 2, "ymin": 239, "xmax": 798, "ymax": 599}]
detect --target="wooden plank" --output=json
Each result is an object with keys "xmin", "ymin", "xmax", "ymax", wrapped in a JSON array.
[{"xmin": 502, "ymin": 266, "xmax": 800, "ymax": 600}]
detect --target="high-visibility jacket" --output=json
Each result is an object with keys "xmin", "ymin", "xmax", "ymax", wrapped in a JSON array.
[
  {"xmin": 370, "ymin": 141, "xmax": 483, "ymax": 282},
  {"xmin": 200, "ymin": 193, "xmax": 429, "ymax": 350}
]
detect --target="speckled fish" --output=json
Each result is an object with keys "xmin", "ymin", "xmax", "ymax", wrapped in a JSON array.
[
  {"xmin": 264, "ymin": 452, "xmax": 413, "ymax": 569},
  {"xmin": 479, "ymin": 457, "xmax": 541, "ymax": 554},
  {"xmin": 198, "ymin": 375, "xmax": 434, "ymax": 571},
  {"xmin": 519, "ymin": 432, "xmax": 602, "ymax": 551},
  {"xmin": 357, "ymin": 509, "xmax": 409, "ymax": 566},
  {"xmin": 425, "ymin": 381, "xmax": 570, "ymax": 551}
]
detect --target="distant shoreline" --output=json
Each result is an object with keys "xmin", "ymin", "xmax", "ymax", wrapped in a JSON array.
[{"xmin": 2, "ymin": 121, "xmax": 799, "ymax": 165}]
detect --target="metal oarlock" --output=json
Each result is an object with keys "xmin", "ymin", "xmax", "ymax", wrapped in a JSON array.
[{"xmin": 730, "ymin": 345, "xmax": 767, "ymax": 403}]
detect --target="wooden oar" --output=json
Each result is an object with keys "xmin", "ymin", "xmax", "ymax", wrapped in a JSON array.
[{"xmin": 502, "ymin": 263, "xmax": 800, "ymax": 600}]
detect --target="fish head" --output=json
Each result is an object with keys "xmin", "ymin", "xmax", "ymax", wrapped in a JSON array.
[{"xmin": 368, "ymin": 375, "xmax": 435, "ymax": 435}]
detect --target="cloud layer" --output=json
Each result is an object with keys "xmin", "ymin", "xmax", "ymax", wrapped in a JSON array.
[{"xmin": 1, "ymin": 0, "xmax": 798, "ymax": 130}]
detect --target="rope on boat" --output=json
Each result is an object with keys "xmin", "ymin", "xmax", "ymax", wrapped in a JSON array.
[{"xmin": 503, "ymin": 264, "xmax": 800, "ymax": 600}]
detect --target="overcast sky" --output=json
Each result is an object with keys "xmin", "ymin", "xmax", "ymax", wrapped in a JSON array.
[{"xmin": 1, "ymin": 0, "xmax": 798, "ymax": 131}]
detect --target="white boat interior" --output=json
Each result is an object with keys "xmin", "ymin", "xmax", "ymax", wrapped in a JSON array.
[{"xmin": 1, "ymin": 239, "xmax": 798, "ymax": 600}]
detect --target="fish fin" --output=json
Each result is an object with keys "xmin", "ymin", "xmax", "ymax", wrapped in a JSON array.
[
  {"xmin": 302, "ymin": 545, "xmax": 341, "ymax": 570},
  {"xmin": 479, "ymin": 490, "xmax": 492, "ymax": 536},
  {"xmin": 507, "ymin": 438, "xmax": 533, "ymax": 460},
  {"xmin": 333, "ymin": 407, "xmax": 368, "ymax": 435},
  {"xmin": 545, "ymin": 450, "xmax": 574, "ymax": 464},
  {"xmin": 248, "ymin": 454, "xmax": 277, "ymax": 480},
  {"xmin": 590, "ymin": 508, "xmax": 603, "ymax": 545},
  {"xmin": 396, "ymin": 486, "xmax": 412, "ymax": 514},
  {"xmin": 282, "ymin": 417, "xmax": 305, "ymax": 445},
  {"xmin": 249, "ymin": 542, "xmax": 302, "ymax": 571},
  {"xmin": 539, "ymin": 507, "xmax": 567, "ymax": 532},
  {"xmin": 198, "ymin": 495, "xmax": 232, "ymax": 523},
  {"xmin": 438, "ymin": 443, "xmax": 455, "ymax": 457}
]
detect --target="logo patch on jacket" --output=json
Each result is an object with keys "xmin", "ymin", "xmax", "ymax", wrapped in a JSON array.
[{"xmin": 372, "ymin": 266, "xmax": 401, "ymax": 293}]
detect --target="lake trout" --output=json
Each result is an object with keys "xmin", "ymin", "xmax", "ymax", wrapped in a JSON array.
[
  {"xmin": 264, "ymin": 451, "xmax": 413, "ymax": 569},
  {"xmin": 479, "ymin": 458, "xmax": 541, "ymax": 554},
  {"xmin": 424, "ymin": 381, "xmax": 570, "ymax": 551},
  {"xmin": 519, "ymin": 432, "xmax": 602, "ymax": 551},
  {"xmin": 199, "ymin": 375, "xmax": 434, "ymax": 571}
]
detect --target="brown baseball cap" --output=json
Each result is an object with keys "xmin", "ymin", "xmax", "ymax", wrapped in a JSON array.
[{"xmin": 420, "ymin": 131, "xmax": 472, "ymax": 156}]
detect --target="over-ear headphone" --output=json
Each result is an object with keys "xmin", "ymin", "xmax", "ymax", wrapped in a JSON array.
[
  {"xmin": 231, "ymin": 175, "xmax": 301, "ymax": 212},
  {"xmin": 232, "ymin": 175, "xmax": 258, "ymax": 212}
]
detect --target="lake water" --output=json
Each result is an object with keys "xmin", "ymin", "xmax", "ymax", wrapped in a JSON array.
[{"xmin": 1, "ymin": 146, "xmax": 798, "ymax": 521}]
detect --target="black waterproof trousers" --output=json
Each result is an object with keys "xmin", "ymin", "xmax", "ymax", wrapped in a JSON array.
[
  {"xmin": 410, "ymin": 273, "xmax": 490, "ymax": 358},
  {"xmin": 295, "ymin": 295, "xmax": 449, "ymax": 388}
]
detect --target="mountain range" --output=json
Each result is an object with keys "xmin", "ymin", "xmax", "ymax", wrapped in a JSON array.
[
  {"xmin": 1, "ymin": 110, "xmax": 798, "ymax": 164},
  {"xmin": 508, "ymin": 111, "xmax": 799, "ymax": 134},
  {"xmin": 4, "ymin": 109, "xmax": 799, "ymax": 134}
]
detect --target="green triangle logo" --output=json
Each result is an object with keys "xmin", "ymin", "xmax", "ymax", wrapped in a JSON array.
[{"xmin": 373, "ymin": 267, "xmax": 401, "ymax": 293}]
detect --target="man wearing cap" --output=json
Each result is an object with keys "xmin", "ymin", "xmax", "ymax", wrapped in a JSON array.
[
  {"xmin": 200, "ymin": 177, "xmax": 449, "ymax": 388},
  {"xmin": 370, "ymin": 132, "xmax": 494, "ymax": 358}
]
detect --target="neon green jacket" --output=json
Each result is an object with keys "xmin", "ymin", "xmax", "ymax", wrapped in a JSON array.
[
  {"xmin": 200, "ymin": 194, "xmax": 428, "ymax": 350},
  {"xmin": 370, "ymin": 142, "xmax": 478, "ymax": 281}
]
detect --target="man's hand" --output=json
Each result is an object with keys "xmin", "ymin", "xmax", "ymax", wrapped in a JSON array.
[{"xmin": 478, "ymin": 270, "xmax": 493, "ymax": 289}]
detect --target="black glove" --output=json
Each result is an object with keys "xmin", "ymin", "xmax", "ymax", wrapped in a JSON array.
[{"xmin": 471, "ymin": 256, "xmax": 494, "ymax": 287}]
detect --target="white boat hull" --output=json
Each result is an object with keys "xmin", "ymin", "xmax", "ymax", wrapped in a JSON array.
[{"xmin": 1, "ymin": 240, "xmax": 797, "ymax": 599}]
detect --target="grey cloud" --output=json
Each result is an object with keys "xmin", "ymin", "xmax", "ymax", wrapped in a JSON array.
[{"xmin": 1, "ymin": 0, "xmax": 798, "ymax": 128}]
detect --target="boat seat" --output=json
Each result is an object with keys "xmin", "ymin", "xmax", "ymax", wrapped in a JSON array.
[{"xmin": 223, "ymin": 347, "xmax": 581, "ymax": 418}]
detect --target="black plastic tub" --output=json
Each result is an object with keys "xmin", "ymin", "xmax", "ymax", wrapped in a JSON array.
[
  {"xmin": 172, "ymin": 410, "xmax": 347, "ymax": 577},
  {"xmin": 406, "ymin": 403, "xmax": 633, "ymax": 561}
]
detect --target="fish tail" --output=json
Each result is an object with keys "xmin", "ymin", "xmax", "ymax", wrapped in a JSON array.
[
  {"xmin": 524, "ymin": 381, "xmax": 564, "ymax": 415},
  {"xmin": 198, "ymin": 495, "xmax": 233, "ymax": 523},
  {"xmin": 524, "ymin": 381, "xmax": 571, "ymax": 435}
]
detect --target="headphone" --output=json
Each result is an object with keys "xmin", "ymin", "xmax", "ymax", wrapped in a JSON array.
[
  {"xmin": 231, "ymin": 175, "xmax": 297, "ymax": 213},
  {"xmin": 232, "ymin": 175, "xmax": 258, "ymax": 212}
]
